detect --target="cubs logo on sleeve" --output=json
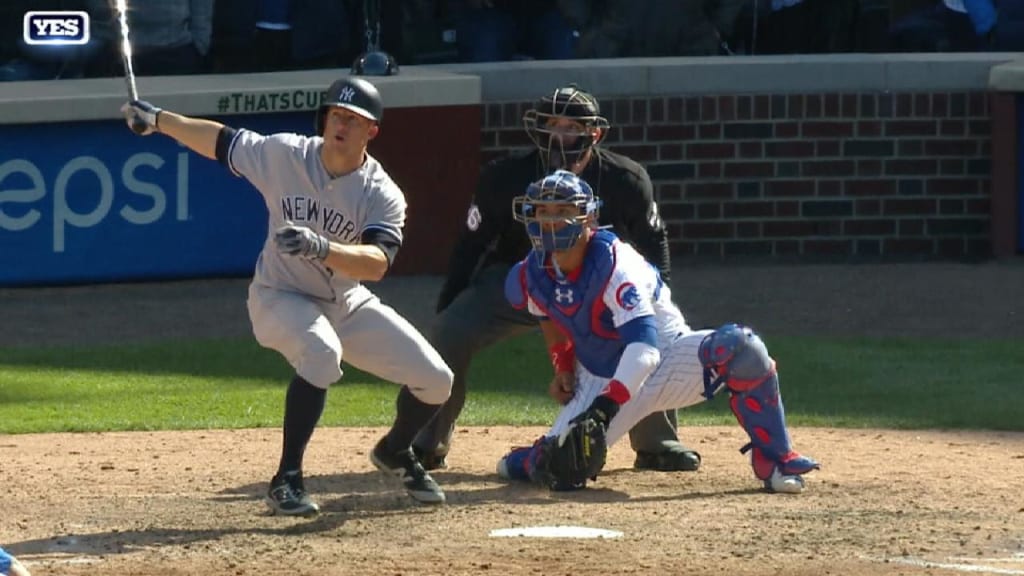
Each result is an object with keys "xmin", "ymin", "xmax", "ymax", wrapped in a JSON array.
[{"xmin": 615, "ymin": 282, "xmax": 641, "ymax": 311}]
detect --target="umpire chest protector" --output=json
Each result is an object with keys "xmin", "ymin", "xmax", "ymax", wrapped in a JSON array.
[{"xmin": 517, "ymin": 231, "xmax": 625, "ymax": 378}]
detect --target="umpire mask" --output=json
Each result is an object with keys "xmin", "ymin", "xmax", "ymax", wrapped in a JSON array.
[{"xmin": 523, "ymin": 85, "xmax": 609, "ymax": 172}]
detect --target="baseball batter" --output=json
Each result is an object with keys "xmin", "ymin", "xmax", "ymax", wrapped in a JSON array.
[
  {"xmin": 497, "ymin": 171, "xmax": 819, "ymax": 493},
  {"xmin": 121, "ymin": 77, "xmax": 453, "ymax": 516}
]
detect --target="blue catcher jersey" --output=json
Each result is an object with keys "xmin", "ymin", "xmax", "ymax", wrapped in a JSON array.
[{"xmin": 506, "ymin": 230, "xmax": 689, "ymax": 377}]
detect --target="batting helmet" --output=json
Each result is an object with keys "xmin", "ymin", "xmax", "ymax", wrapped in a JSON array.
[
  {"xmin": 523, "ymin": 85, "xmax": 610, "ymax": 172},
  {"xmin": 352, "ymin": 51, "xmax": 399, "ymax": 76},
  {"xmin": 512, "ymin": 170, "xmax": 601, "ymax": 258},
  {"xmin": 316, "ymin": 77, "xmax": 383, "ymax": 135}
]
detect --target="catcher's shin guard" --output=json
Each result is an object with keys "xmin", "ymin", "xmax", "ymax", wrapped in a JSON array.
[
  {"xmin": 729, "ymin": 372, "xmax": 819, "ymax": 482},
  {"xmin": 699, "ymin": 324, "xmax": 818, "ymax": 490}
]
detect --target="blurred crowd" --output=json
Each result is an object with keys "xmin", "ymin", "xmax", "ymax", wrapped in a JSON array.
[{"xmin": 0, "ymin": 0, "xmax": 1022, "ymax": 82}]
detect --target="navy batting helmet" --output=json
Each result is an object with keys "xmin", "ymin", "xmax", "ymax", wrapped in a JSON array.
[
  {"xmin": 316, "ymin": 77, "xmax": 383, "ymax": 135},
  {"xmin": 523, "ymin": 85, "xmax": 610, "ymax": 172}
]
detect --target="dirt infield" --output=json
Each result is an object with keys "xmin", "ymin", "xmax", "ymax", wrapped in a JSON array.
[{"xmin": 1, "ymin": 261, "xmax": 1023, "ymax": 575}]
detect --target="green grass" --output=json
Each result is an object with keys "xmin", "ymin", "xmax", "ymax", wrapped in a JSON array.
[{"xmin": 0, "ymin": 333, "xmax": 1020, "ymax": 434}]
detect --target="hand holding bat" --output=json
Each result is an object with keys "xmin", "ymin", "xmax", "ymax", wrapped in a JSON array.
[{"xmin": 120, "ymin": 100, "xmax": 161, "ymax": 135}]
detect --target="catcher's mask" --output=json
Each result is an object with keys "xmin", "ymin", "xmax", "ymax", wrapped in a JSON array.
[
  {"xmin": 513, "ymin": 170, "xmax": 601, "ymax": 263},
  {"xmin": 523, "ymin": 85, "xmax": 610, "ymax": 172}
]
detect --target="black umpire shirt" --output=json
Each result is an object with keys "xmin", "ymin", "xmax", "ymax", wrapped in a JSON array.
[{"xmin": 436, "ymin": 147, "xmax": 671, "ymax": 312}]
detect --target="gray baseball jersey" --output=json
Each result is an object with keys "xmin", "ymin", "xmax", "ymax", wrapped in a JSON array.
[
  {"xmin": 225, "ymin": 129, "xmax": 452, "ymax": 400},
  {"xmin": 228, "ymin": 129, "xmax": 405, "ymax": 301}
]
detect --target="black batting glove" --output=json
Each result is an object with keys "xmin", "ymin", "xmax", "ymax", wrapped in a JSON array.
[
  {"xmin": 274, "ymin": 225, "xmax": 331, "ymax": 261},
  {"xmin": 120, "ymin": 100, "xmax": 161, "ymax": 135}
]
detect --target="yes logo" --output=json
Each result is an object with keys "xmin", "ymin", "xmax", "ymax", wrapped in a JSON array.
[{"xmin": 23, "ymin": 11, "xmax": 90, "ymax": 45}]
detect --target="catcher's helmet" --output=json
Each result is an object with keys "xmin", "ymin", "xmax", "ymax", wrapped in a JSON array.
[
  {"xmin": 316, "ymin": 77, "xmax": 383, "ymax": 135},
  {"xmin": 523, "ymin": 85, "xmax": 610, "ymax": 172},
  {"xmin": 513, "ymin": 170, "xmax": 601, "ymax": 259},
  {"xmin": 352, "ymin": 50, "xmax": 399, "ymax": 76}
]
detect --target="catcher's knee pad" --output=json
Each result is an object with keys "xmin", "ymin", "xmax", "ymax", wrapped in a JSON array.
[
  {"xmin": 699, "ymin": 324, "xmax": 819, "ymax": 481},
  {"xmin": 698, "ymin": 323, "xmax": 774, "ymax": 397}
]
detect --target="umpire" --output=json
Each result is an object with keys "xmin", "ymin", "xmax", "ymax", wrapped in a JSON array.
[{"xmin": 412, "ymin": 84, "xmax": 701, "ymax": 472}]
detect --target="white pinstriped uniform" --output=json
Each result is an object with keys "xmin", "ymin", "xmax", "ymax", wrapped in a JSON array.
[{"xmin": 552, "ymin": 329, "xmax": 714, "ymax": 445}]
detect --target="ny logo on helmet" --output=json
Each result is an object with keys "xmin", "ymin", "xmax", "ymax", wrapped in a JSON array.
[
  {"xmin": 339, "ymin": 87, "xmax": 356, "ymax": 102},
  {"xmin": 554, "ymin": 287, "xmax": 574, "ymax": 305}
]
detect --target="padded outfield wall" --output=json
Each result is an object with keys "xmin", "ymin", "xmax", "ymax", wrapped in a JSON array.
[{"xmin": 0, "ymin": 54, "xmax": 1021, "ymax": 286}]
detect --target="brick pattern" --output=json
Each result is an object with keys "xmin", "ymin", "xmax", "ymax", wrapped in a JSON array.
[{"xmin": 480, "ymin": 92, "xmax": 992, "ymax": 259}]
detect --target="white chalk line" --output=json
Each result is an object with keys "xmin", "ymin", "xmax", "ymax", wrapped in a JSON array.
[{"xmin": 872, "ymin": 555, "xmax": 1024, "ymax": 575}]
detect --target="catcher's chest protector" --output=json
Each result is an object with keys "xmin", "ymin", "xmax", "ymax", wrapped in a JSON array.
[{"xmin": 525, "ymin": 231, "xmax": 624, "ymax": 378}]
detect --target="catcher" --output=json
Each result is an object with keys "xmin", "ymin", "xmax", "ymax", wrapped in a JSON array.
[{"xmin": 496, "ymin": 170, "xmax": 819, "ymax": 493}]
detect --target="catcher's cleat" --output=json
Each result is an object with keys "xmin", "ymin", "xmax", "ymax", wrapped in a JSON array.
[
  {"xmin": 765, "ymin": 468, "xmax": 806, "ymax": 494},
  {"xmin": 371, "ymin": 438, "xmax": 446, "ymax": 504},
  {"xmin": 411, "ymin": 445, "xmax": 449, "ymax": 471},
  {"xmin": 496, "ymin": 455, "xmax": 512, "ymax": 480},
  {"xmin": 265, "ymin": 471, "xmax": 320, "ymax": 516},
  {"xmin": 496, "ymin": 446, "xmax": 535, "ymax": 481},
  {"xmin": 633, "ymin": 446, "xmax": 702, "ymax": 472}
]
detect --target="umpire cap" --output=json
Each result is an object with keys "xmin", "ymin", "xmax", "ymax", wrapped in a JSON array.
[
  {"xmin": 534, "ymin": 84, "xmax": 603, "ymax": 120},
  {"xmin": 316, "ymin": 77, "xmax": 383, "ymax": 134}
]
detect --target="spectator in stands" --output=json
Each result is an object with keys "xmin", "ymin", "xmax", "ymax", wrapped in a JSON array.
[
  {"xmin": 211, "ymin": 0, "xmax": 357, "ymax": 74},
  {"xmin": 963, "ymin": 0, "xmax": 999, "ymax": 41},
  {"xmin": 743, "ymin": 0, "xmax": 859, "ymax": 54},
  {"xmin": 447, "ymin": 0, "xmax": 578, "ymax": 62},
  {"xmin": 87, "ymin": 0, "xmax": 213, "ymax": 77},
  {"xmin": 573, "ymin": 0, "xmax": 745, "ymax": 57},
  {"xmin": 888, "ymin": 0, "xmax": 992, "ymax": 51},
  {"xmin": 389, "ymin": 0, "xmax": 460, "ymax": 64},
  {"xmin": 0, "ymin": 3, "xmax": 22, "ymax": 65},
  {"xmin": 995, "ymin": 0, "xmax": 1024, "ymax": 49}
]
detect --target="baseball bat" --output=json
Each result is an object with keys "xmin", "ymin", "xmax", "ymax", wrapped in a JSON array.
[{"xmin": 113, "ymin": 0, "xmax": 147, "ymax": 133}]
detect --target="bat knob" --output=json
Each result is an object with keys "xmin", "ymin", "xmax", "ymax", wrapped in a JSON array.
[{"xmin": 130, "ymin": 116, "xmax": 150, "ymax": 135}]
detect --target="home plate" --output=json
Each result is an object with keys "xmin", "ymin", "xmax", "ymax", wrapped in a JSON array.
[{"xmin": 489, "ymin": 526, "xmax": 623, "ymax": 539}]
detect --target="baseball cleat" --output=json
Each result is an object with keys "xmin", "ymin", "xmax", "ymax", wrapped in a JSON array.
[
  {"xmin": 765, "ymin": 468, "xmax": 806, "ymax": 494},
  {"xmin": 265, "ymin": 472, "xmax": 320, "ymax": 516},
  {"xmin": 496, "ymin": 456, "xmax": 511, "ymax": 480},
  {"xmin": 371, "ymin": 438, "xmax": 446, "ymax": 504},
  {"xmin": 411, "ymin": 445, "xmax": 449, "ymax": 471},
  {"xmin": 633, "ymin": 447, "xmax": 702, "ymax": 472}
]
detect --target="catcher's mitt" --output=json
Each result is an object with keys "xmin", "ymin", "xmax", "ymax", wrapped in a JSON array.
[{"xmin": 530, "ymin": 413, "xmax": 609, "ymax": 491}]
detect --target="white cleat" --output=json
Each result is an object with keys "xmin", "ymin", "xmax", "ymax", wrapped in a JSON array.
[
  {"xmin": 496, "ymin": 456, "xmax": 512, "ymax": 480},
  {"xmin": 765, "ymin": 468, "xmax": 806, "ymax": 494}
]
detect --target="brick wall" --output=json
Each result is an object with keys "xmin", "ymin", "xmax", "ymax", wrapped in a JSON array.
[{"xmin": 481, "ymin": 91, "xmax": 993, "ymax": 260}]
